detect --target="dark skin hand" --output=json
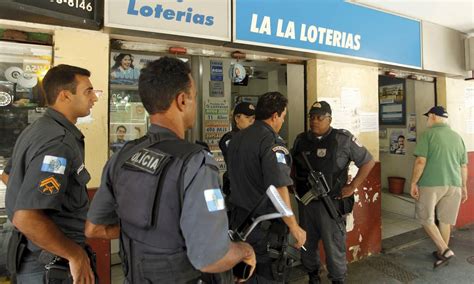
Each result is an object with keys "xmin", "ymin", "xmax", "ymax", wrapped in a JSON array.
[{"xmin": 339, "ymin": 160, "xmax": 375, "ymax": 198}]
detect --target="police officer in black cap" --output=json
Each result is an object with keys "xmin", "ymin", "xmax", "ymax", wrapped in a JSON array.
[
  {"xmin": 291, "ymin": 101, "xmax": 375, "ymax": 284},
  {"xmin": 219, "ymin": 102, "xmax": 255, "ymax": 195},
  {"xmin": 85, "ymin": 57, "xmax": 255, "ymax": 283},
  {"xmin": 5, "ymin": 64, "xmax": 98, "ymax": 283},
  {"xmin": 227, "ymin": 92, "xmax": 306, "ymax": 283}
]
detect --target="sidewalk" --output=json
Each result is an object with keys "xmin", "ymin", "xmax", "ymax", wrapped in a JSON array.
[
  {"xmin": 109, "ymin": 224, "xmax": 473, "ymax": 283},
  {"xmin": 290, "ymin": 224, "xmax": 474, "ymax": 284}
]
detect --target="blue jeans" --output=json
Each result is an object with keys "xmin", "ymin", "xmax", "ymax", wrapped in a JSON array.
[
  {"xmin": 16, "ymin": 252, "xmax": 45, "ymax": 283},
  {"xmin": 16, "ymin": 270, "xmax": 44, "ymax": 283}
]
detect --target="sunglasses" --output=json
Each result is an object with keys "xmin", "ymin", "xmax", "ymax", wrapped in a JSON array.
[{"xmin": 309, "ymin": 114, "xmax": 331, "ymax": 121}]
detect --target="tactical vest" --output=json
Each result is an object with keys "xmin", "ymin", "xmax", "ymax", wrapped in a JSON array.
[
  {"xmin": 113, "ymin": 132, "xmax": 204, "ymax": 283},
  {"xmin": 293, "ymin": 130, "xmax": 349, "ymax": 199}
]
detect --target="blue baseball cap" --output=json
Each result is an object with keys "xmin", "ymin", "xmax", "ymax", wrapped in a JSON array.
[{"xmin": 423, "ymin": 106, "xmax": 448, "ymax": 118}]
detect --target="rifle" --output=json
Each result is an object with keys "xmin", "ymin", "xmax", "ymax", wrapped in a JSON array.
[
  {"xmin": 229, "ymin": 185, "xmax": 295, "ymax": 280},
  {"xmin": 300, "ymin": 152, "xmax": 346, "ymax": 233},
  {"xmin": 229, "ymin": 185, "xmax": 293, "ymax": 242}
]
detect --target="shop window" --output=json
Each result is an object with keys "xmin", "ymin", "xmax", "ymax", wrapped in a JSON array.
[
  {"xmin": 108, "ymin": 51, "xmax": 189, "ymax": 155},
  {"xmin": 0, "ymin": 41, "xmax": 52, "ymax": 208}
]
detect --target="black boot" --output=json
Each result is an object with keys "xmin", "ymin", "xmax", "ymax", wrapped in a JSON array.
[
  {"xmin": 332, "ymin": 281, "xmax": 344, "ymax": 284},
  {"xmin": 308, "ymin": 272, "xmax": 320, "ymax": 284}
]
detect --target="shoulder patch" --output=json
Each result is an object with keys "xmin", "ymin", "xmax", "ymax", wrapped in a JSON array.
[
  {"xmin": 275, "ymin": 152, "xmax": 287, "ymax": 164},
  {"xmin": 39, "ymin": 176, "xmax": 61, "ymax": 195},
  {"xmin": 125, "ymin": 148, "xmax": 170, "ymax": 175},
  {"xmin": 352, "ymin": 136, "xmax": 363, "ymax": 147},
  {"xmin": 272, "ymin": 145, "xmax": 289, "ymax": 155},
  {"xmin": 41, "ymin": 155, "xmax": 67, "ymax": 175},
  {"xmin": 204, "ymin": 189, "xmax": 225, "ymax": 212}
]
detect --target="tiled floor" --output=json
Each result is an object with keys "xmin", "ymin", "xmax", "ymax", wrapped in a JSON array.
[
  {"xmin": 110, "ymin": 211, "xmax": 423, "ymax": 282},
  {"xmin": 381, "ymin": 209, "xmax": 421, "ymax": 239}
]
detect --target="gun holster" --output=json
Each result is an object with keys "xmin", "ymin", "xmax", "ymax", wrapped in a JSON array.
[
  {"xmin": 38, "ymin": 250, "xmax": 72, "ymax": 283},
  {"xmin": 266, "ymin": 222, "xmax": 295, "ymax": 282},
  {"xmin": 340, "ymin": 195, "xmax": 355, "ymax": 215},
  {"xmin": 6, "ymin": 229, "xmax": 27, "ymax": 277},
  {"xmin": 45, "ymin": 263, "xmax": 71, "ymax": 283},
  {"xmin": 38, "ymin": 245, "xmax": 98, "ymax": 284}
]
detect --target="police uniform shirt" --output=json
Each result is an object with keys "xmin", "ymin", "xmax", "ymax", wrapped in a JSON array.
[
  {"xmin": 6, "ymin": 108, "xmax": 90, "ymax": 247},
  {"xmin": 218, "ymin": 129, "xmax": 238, "ymax": 164},
  {"xmin": 292, "ymin": 127, "xmax": 373, "ymax": 173},
  {"xmin": 227, "ymin": 120, "xmax": 293, "ymax": 213},
  {"xmin": 88, "ymin": 125, "xmax": 230, "ymax": 270}
]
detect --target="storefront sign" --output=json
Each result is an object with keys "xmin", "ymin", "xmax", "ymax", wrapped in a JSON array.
[
  {"xmin": 209, "ymin": 81, "xmax": 224, "ymax": 98},
  {"xmin": 17, "ymin": 0, "xmax": 96, "ymax": 20},
  {"xmin": 0, "ymin": 0, "xmax": 102, "ymax": 29},
  {"xmin": 105, "ymin": 0, "xmax": 230, "ymax": 41},
  {"xmin": 210, "ymin": 61, "xmax": 223, "ymax": 81},
  {"xmin": 234, "ymin": 0, "xmax": 421, "ymax": 68},
  {"xmin": 203, "ymin": 100, "xmax": 229, "ymax": 151}
]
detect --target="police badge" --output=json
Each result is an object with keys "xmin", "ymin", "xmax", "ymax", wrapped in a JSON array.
[{"xmin": 316, "ymin": 148, "xmax": 327, "ymax": 157}]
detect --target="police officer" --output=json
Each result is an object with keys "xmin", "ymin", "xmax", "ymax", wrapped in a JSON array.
[
  {"xmin": 5, "ymin": 65, "xmax": 98, "ymax": 283},
  {"xmin": 85, "ymin": 57, "xmax": 255, "ymax": 283},
  {"xmin": 227, "ymin": 92, "xmax": 306, "ymax": 283},
  {"xmin": 218, "ymin": 102, "xmax": 255, "ymax": 196},
  {"xmin": 291, "ymin": 101, "xmax": 375, "ymax": 284}
]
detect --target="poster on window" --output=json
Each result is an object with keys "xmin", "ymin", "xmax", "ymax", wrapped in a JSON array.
[
  {"xmin": 379, "ymin": 82, "xmax": 405, "ymax": 125},
  {"xmin": 203, "ymin": 99, "xmax": 230, "ymax": 151},
  {"xmin": 109, "ymin": 123, "xmax": 147, "ymax": 154},
  {"xmin": 389, "ymin": 129, "xmax": 406, "ymax": 155},
  {"xmin": 110, "ymin": 52, "xmax": 158, "ymax": 85}
]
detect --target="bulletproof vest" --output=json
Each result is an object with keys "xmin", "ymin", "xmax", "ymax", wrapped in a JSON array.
[
  {"xmin": 293, "ymin": 129, "xmax": 348, "ymax": 198},
  {"xmin": 113, "ymin": 132, "xmax": 204, "ymax": 283}
]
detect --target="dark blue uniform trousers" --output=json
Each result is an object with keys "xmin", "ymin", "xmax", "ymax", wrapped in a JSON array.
[
  {"xmin": 299, "ymin": 200, "xmax": 347, "ymax": 282},
  {"xmin": 230, "ymin": 207, "xmax": 283, "ymax": 284}
]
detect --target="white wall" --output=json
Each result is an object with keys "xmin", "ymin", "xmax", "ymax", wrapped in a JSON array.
[
  {"xmin": 422, "ymin": 21, "xmax": 469, "ymax": 77},
  {"xmin": 53, "ymin": 29, "xmax": 110, "ymax": 188},
  {"xmin": 286, "ymin": 64, "xmax": 305, "ymax": 149},
  {"xmin": 445, "ymin": 77, "xmax": 474, "ymax": 151},
  {"xmin": 309, "ymin": 59, "xmax": 379, "ymax": 161}
]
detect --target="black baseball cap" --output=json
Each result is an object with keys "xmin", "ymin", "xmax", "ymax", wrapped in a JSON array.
[
  {"xmin": 423, "ymin": 106, "xmax": 448, "ymax": 118},
  {"xmin": 234, "ymin": 102, "xmax": 255, "ymax": 116},
  {"xmin": 309, "ymin": 101, "xmax": 332, "ymax": 116}
]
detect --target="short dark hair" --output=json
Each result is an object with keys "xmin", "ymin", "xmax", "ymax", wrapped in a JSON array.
[
  {"xmin": 116, "ymin": 125, "xmax": 127, "ymax": 132},
  {"xmin": 139, "ymin": 57, "xmax": 191, "ymax": 114},
  {"xmin": 398, "ymin": 135, "xmax": 405, "ymax": 140},
  {"xmin": 255, "ymin": 92, "xmax": 288, "ymax": 120},
  {"xmin": 42, "ymin": 64, "xmax": 91, "ymax": 105}
]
